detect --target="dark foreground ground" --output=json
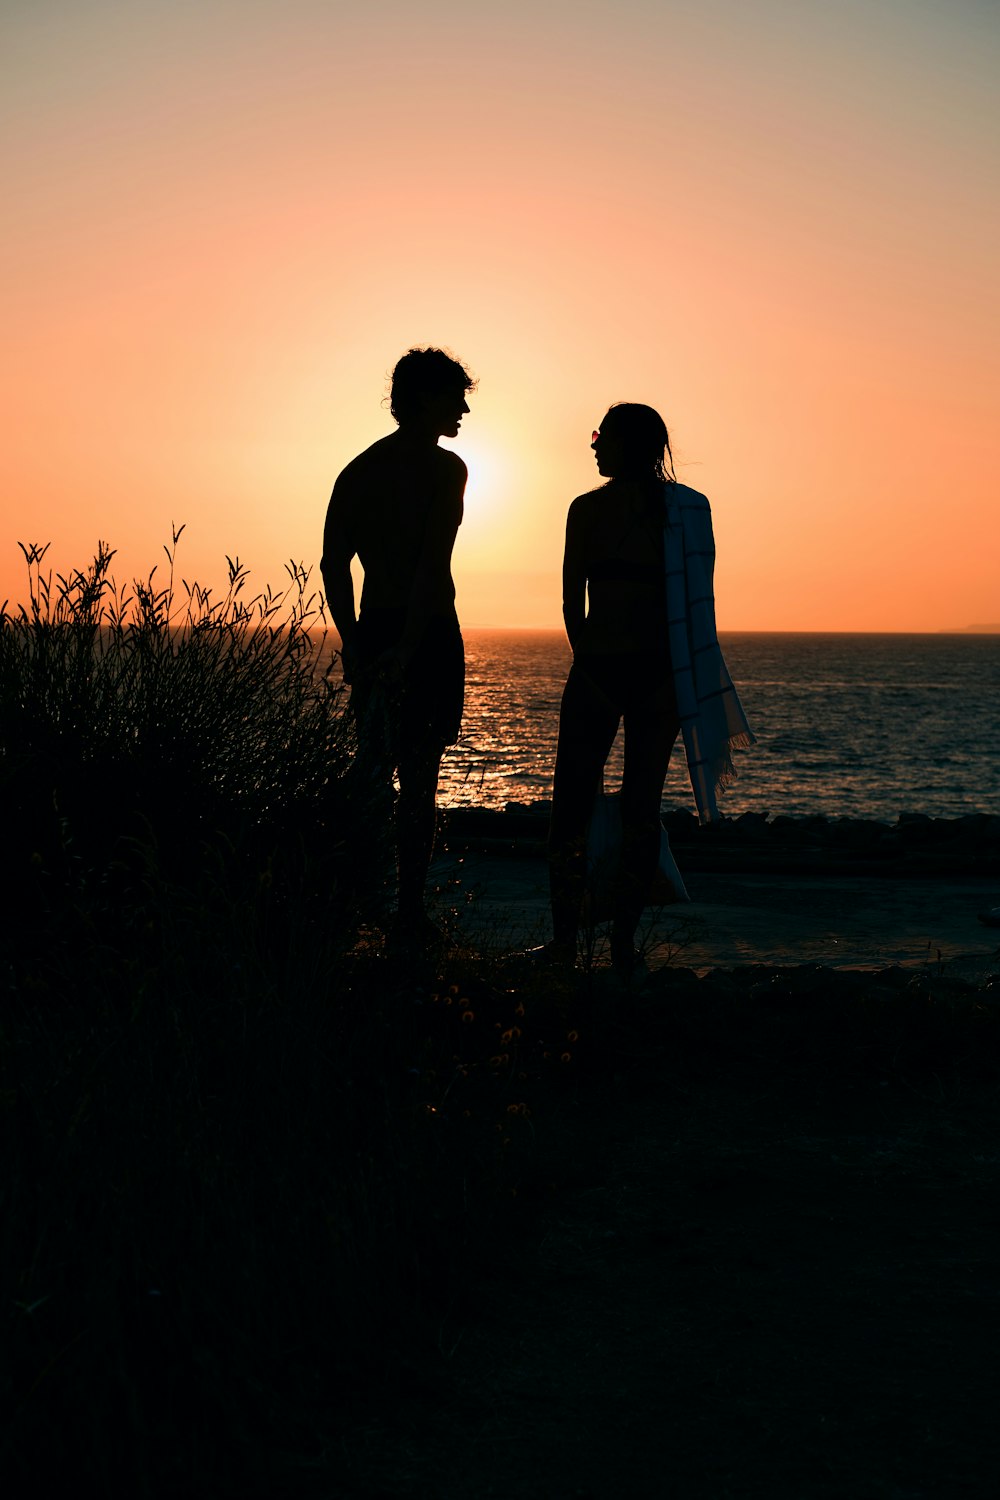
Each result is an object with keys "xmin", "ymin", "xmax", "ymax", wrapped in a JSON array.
[{"xmin": 312, "ymin": 953, "xmax": 1000, "ymax": 1500}]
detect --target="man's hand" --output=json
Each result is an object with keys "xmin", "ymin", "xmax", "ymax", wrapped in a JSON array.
[
  {"xmin": 338, "ymin": 642, "xmax": 361, "ymax": 685},
  {"xmin": 339, "ymin": 644, "xmax": 407, "ymax": 691},
  {"xmin": 372, "ymin": 645, "xmax": 408, "ymax": 689}
]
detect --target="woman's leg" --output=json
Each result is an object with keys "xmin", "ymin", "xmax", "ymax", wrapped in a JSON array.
[
  {"xmin": 613, "ymin": 682, "xmax": 680, "ymax": 962},
  {"xmin": 548, "ymin": 665, "xmax": 621, "ymax": 950}
]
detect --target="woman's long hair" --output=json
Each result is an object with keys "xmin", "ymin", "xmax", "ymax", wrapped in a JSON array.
[{"xmin": 601, "ymin": 402, "xmax": 676, "ymax": 482}]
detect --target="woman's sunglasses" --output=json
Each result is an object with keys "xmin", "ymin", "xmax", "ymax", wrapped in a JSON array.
[{"xmin": 591, "ymin": 430, "xmax": 600, "ymax": 444}]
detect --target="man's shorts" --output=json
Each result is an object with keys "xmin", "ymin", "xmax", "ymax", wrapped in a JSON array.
[{"xmin": 355, "ymin": 607, "xmax": 465, "ymax": 754}]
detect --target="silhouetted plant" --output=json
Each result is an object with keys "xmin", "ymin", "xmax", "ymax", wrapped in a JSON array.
[
  {"xmin": 5, "ymin": 531, "xmax": 342, "ymax": 835},
  {"xmin": 2, "ymin": 532, "xmax": 412, "ymax": 942}
]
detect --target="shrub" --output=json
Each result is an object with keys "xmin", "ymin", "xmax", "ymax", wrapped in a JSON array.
[{"xmin": 3, "ymin": 529, "xmax": 361, "ymax": 873}]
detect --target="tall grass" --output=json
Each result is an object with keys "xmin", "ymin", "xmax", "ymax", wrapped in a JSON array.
[
  {"xmin": 2, "ymin": 531, "xmax": 358, "ymax": 871},
  {"xmin": 0, "ymin": 536, "xmax": 521, "ymax": 1496}
]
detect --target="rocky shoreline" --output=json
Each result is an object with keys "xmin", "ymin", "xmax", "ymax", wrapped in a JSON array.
[{"xmin": 441, "ymin": 804, "xmax": 1000, "ymax": 879}]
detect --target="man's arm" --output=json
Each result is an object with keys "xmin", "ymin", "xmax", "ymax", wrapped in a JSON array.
[
  {"xmin": 562, "ymin": 499, "xmax": 587, "ymax": 651},
  {"xmin": 321, "ymin": 481, "xmax": 360, "ymax": 681}
]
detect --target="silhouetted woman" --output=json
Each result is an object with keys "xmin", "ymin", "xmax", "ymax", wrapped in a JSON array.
[{"xmin": 546, "ymin": 402, "xmax": 753, "ymax": 972}]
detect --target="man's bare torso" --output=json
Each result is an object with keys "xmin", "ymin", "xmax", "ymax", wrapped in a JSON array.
[{"xmin": 323, "ymin": 432, "xmax": 464, "ymax": 617}]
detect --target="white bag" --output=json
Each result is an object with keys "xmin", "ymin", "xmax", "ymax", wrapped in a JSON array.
[{"xmin": 585, "ymin": 791, "xmax": 690, "ymax": 922}]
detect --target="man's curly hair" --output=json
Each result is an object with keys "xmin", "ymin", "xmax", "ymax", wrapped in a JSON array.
[{"xmin": 389, "ymin": 347, "xmax": 477, "ymax": 424}]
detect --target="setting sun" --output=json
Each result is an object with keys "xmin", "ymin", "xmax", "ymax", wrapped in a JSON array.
[{"xmin": 443, "ymin": 435, "xmax": 507, "ymax": 545}]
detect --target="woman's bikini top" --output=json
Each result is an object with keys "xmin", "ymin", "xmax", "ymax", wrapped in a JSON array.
[{"xmin": 587, "ymin": 555, "xmax": 663, "ymax": 583}]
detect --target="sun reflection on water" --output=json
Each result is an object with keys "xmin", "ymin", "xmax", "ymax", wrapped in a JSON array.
[
  {"xmin": 439, "ymin": 629, "xmax": 575, "ymax": 811},
  {"xmin": 323, "ymin": 631, "xmax": 1000, "ymax": 819}
]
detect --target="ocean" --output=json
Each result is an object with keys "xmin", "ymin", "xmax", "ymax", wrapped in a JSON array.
[{"xmin": 430, "ymin": 631, "xmax": 999, "ymax": 820}]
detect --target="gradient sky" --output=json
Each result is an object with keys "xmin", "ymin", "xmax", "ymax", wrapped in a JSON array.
[{"xmin": 3, "ymin": 0, "xmax": 997, "ymax": 629}]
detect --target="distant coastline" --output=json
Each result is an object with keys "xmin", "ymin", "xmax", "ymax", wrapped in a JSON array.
[{"xmin": 461, "ymin": 626, "xmax": 1000, "ymax": 637}]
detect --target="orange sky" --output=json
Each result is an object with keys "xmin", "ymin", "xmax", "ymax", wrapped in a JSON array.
[{"xmin": 3, "ymin": 0, "xmax": 998, "ymax": 629}]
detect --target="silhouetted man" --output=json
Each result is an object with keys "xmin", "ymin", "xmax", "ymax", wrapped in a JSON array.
[{"xmin": 321, "ymin": 347, "xmax": 475, "ymax": 949}]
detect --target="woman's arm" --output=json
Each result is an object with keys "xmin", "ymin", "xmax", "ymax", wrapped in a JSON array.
[{"xmin": 562, "ymin": 499, "xmax": 587, "ymax": 651}]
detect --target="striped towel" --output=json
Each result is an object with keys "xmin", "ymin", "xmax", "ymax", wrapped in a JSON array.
[{"xmin": 664, "ymin": 482, "xmax": 755, "ymax": 823}]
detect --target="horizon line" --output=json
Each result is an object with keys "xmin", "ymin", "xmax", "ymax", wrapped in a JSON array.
[{"xmin": 456, "ymin": 624, "xmax": 1000, "ymax": 635}]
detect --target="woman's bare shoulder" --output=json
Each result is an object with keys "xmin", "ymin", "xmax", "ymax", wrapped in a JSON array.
[{"xmin": 567, "ymin": 485, "xmax": 607, "ymax": 519}]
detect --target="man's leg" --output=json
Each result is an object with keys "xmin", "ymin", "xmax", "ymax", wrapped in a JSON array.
[
  {"xmin": 395, "ymin": 737, "xmax": 445, "ymax": 928},
  {"xmin": 392, "ymin": 616, "xmax": 464, "ymax": 937}
]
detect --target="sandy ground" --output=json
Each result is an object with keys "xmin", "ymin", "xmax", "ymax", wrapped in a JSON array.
[{"xmin": 432, "ymin": 849, "xmax": 1000, "ymax": 982}]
